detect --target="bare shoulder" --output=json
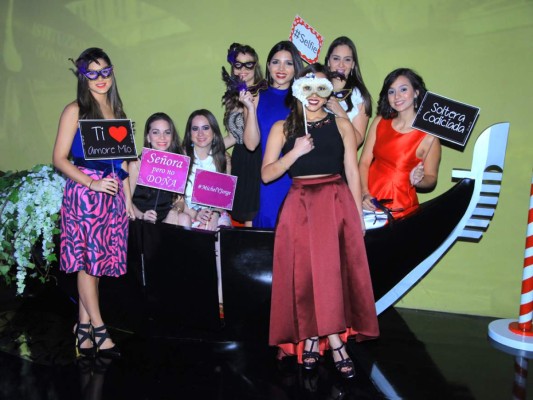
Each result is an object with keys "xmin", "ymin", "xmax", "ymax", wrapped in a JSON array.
[
  {"xmin": 62, "ymin": 100, "xmax": 79, "ymax": 114},
  {"xmin": 335, "ymin": 115, "xmax": 355, "ymax": 138}
]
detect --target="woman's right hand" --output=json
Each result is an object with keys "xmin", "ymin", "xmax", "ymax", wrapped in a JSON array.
[
  {"xmin": 326, "ymin": 98, "xmax": 347, "ymax": 118},
  {"xmin": 293, "ymin": 134, "xmax": 314, "ymax": 157},
  {"xmin": 90, "ymin": 177, "xmax": 119, "ymax": 196},
  {"xmin": 239, "ymin": 90, "xmax": 255, "ymax": 110},
  {"xmin": 141, "ymin": 209, "xmax": 157, "ymax": 223},
  {"xmin": 362, "ymin": 193, "xmax": 377, "ymax": 211}
]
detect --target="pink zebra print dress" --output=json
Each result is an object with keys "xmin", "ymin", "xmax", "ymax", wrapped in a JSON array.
[{"xmin": 59, "ymin": 129, "xmax": 129, "ymax": 277}]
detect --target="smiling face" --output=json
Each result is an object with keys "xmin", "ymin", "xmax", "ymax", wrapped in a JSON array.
[
  {"xmin": 146, "ymin": 119, "xmax": 172, "ymax": 151},
  {"xmin": 267, "ymin": 50, "xmax": 295, "ymax": 89},
  {"xmin": 303, "ymin": 72, "xmax": 329, "ymax": 112},
  {"xmin": 190, "ymin": 115, "xmax": 214, "ymax": 149},
  {"xmin": 387, "ymin": 75, "xmax": 419, "ymax": 114},
  {"xmin": 327, "ymin": 44, "xmax": 355, "ymax": 84},
  {"xmin": 233, "ymin": 52, "xmax": 256, "ymax": 86},
  {"xmin": 86, "ymin": 58, "xmax": 113, "ymax": 95}
]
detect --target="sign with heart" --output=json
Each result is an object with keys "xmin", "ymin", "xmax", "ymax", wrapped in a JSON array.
[{"xmin": 79, "ymin": 119, "xmax": 137, "ymax": 160}]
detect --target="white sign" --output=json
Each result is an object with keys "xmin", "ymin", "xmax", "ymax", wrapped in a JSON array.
[{"xmin": 289, "ymin": 15, "xmax": 323, "ymax": 64}]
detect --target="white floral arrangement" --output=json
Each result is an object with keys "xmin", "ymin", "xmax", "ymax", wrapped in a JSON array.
[{"xmin": 0, "ymin": 164, "xmax": 65, "ymax": 295}]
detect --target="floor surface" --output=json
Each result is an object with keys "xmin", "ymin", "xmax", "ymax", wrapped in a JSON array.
[{"xmin": 0, "ymin": 282, "xmax": 531, "ymax": 400}]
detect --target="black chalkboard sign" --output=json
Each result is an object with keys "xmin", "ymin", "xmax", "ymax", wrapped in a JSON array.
[
  {"xmin": 412, "ymin": 92, "xmax": 480, "ymax": 147},
  {"xmin": 78, "ymin": 119, "xmax": 137, "ymax": 160}
]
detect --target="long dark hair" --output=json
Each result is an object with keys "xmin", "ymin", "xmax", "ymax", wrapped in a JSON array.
[
  {"xmin": 284, "ymin": 63, "xmax": 331, "ymax": 139},
  {"xmin": 71, "ymin": 47, "xmax": 126, "ymax": 120},
  {"xmin": 221, "ymin": 43, "xmax": 263, "ymax": 132},
  {"xmin": 143, "ymin": 112, "xmax": 182, "ymax": 154},
  {"xmin": 265, "ymin": 41, "xmax": 304, "ymax": 107},
  {"xmin": 377, "ymin": 68, "xmax": 427, "ymax": 119},
  {"xmin": 183, "ymin": 109, "xmax": 227, "ymax": 173},
  {"xmin": 324, "ymin": 36, "xmax": 372, "ymax": 117}
]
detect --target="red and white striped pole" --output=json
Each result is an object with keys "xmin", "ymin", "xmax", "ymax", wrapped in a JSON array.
[
  {"xmin": 489, "ymin": 172, "xmax": 533, "ymax": 351},
  {"xmin": 509, "ymin": 175, "xmax": 533, "ymax": 335}
]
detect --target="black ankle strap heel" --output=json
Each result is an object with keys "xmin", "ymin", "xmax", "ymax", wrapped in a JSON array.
[
  {"xmin": 303, "ymin": 337, "xmax": 320, "ymax": 370},
  {"xmin": 332, "ymin": 343, "xmax": 355, "ymax": 379},
  {"xmin": 93, "ymin": 324, "xmax": 121, "ymax": 359},
  {"xmin": 75, "ymin": 322, "xmax": 95, "ymax": 358}
]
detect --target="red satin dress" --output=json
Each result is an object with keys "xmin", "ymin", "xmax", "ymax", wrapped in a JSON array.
[{"xmin": 368, "ymin": 118, "xmax": 427, "ymax": 219}]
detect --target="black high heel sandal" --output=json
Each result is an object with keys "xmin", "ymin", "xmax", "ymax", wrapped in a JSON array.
[
  {"xmin": 93, "ymin": 324, "xmax": 121, "ymax": 359},
  {"xmin": 302, "ymin": 337, "xmax": 320, "ymax": 370},
  {"xmin": 332, "ymin": 343, "xmax": 355, "ymax": 379},
  {"xmin": 75, "ymin": 322, "xmax": 95, "ymax": 358}
]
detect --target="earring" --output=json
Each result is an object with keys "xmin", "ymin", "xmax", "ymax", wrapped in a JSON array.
[
  {"xmin": 191, "ymin": 143, "xmax": 194, "ymax": 147},
  {"xmin": 414, "ymin": 96, "xmax": 418, "ymax": 110}
]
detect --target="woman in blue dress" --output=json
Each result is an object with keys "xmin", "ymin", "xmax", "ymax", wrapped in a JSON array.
[{"xmin": 251, "ymin": 41, "xmax": 303, "ymax": 228}]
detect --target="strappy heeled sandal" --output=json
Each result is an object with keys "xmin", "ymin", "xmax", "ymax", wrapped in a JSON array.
[
  {"xmin": 75, "ymin": 322, "xmax": 95, "ymax": 358},
  {"xmin": 93, "ymin": 324, "xmax": 121, "ymax": 359},
  {"xmin": 302, "ymin": 337, "xmax": 320, "ymax": 370},
  {"xmin": 332, "ymin": 343, "xmax": 355, "ymax": 379}
]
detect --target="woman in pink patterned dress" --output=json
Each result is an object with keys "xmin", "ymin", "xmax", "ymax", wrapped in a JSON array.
[{"xmin": 52, "ymin": 47, "xmax": 134, "ymax": 359}]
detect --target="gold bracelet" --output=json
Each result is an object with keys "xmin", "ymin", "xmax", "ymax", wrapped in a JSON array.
[
  {"xmin": 88, "ymin": 179, "xmax": 94, "ymax": 190},
  {"xmin": 278, "ymin": 158, "xmax": 287, "ymax": 171}
]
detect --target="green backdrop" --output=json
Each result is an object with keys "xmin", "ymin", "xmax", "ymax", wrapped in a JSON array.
[{"xmin": 1, "ymin": 0, "xmax": 532, "ymax": 318}]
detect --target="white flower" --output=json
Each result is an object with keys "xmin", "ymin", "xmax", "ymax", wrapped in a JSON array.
[{"xmin": 0, "ymin": 164, "xmax": 65, "ymax": 295}]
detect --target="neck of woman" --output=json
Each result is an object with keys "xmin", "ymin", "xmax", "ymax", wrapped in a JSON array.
[
  {"xmin": 305, "ymin": 109, "xmax": 328, "ymax": 122},
  {"xmin": 194, "ymin": 146, "xmax": 211, "ymax": 160},
  {"xmin": 394, "ymin": 110, "xmax": 417, "ymax": 132}
]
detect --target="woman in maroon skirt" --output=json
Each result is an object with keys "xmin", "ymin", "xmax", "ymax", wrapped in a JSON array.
[
  {"xmin": 52, "ymin": 48, "xmax": 134, "ymax": 358},
  {"xmin": 262, "ymin": 63, "xmax": 378, "ymax": 379}
]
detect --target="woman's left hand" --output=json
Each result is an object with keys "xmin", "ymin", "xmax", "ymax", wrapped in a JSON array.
[{"xmin": 410, "ymin": 162, "xmax": 424, "ymax": 186}]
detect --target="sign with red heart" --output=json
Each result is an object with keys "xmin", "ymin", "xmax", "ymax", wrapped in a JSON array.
[
  {"xmin": 109, "ymin": 126, "xmax": 128, "ymax": 143},
  {"xmin": 79, "ymin": 119, "xmax": 137, "ymax": 160}
]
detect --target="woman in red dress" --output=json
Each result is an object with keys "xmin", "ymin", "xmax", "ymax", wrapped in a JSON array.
[{"xmin": 359, "ymin": 68, "xmax": 441, "ymax": 220}]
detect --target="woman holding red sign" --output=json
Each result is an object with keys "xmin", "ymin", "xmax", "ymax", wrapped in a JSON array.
[
  {"xmin": 324, "ymin": 36, "xmax": 373, "ymax": 147},
  {"xmin": 129, "ymin": 112, "xmax": 189, "ymax": 225},
  {"xmin": 359, "ymin": 68, "xmax": 441, "ymax": 222},
  {"xmin": 52, "ymin": 47, "xmax": 134, "ymax": 359},
  {"xmin": 263, "ymin": 64, "xmax": 378, "ymax": 379},
  {"xmin": 182, "ymin": 109, "xmax": 232, "ymax": 231}
]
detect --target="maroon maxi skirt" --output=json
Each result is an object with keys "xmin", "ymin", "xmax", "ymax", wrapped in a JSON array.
[{"xmin": 268, "ymin": 175, "xmax": 379, "ymax": 363}]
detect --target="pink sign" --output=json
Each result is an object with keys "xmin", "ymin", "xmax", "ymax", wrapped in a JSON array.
[
  {"xmin": 137, "ymin": 148, "xmax": 191, "ymax": 194},
  {"xmin": 191, "ymin": 169, "xmax": 237, "ymax": 210}
]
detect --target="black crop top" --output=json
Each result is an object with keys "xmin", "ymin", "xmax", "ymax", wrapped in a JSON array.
[{"xmin": 282, "ymin": 113, "xmax": 344, "ymax": 177}]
